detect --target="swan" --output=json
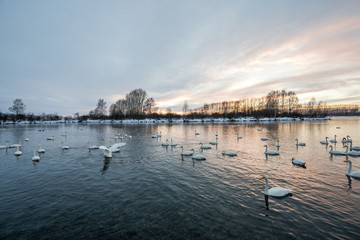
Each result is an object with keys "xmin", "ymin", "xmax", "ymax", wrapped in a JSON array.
[
  {"xmin": 349, "ymin": 142, "xmax": 360, "ymax": 151},
  {"xmin": 180, "ymin": 146, "xmax": 194, "ymax": 156},
  {"xmin": 222, "ymin": 151, "xmax": 237, "ymax": 156},
  {"xmin": 37, "ymin": 145, "xmax": 45, "ymax": 153},
  {"xmin": 341, "ymin": 138, "xmax": 347, "ymax": 144},
  {"xmin": 329, "ymin": 145, "xmax": 347, "ymax": 155},
  {"xmin": 192, "ymin": 154, "xmax": 206, "ymax": 160},
  {"xmin": 344, "ymin": 159, "xmax": 360, "ymax": 178},
  {"xmin": 99, "ymin": 142, "xmax": 126, "ymax": 158},
  {"xmin": 275, "ymin": 140, "xmax": 280, "ymax": 148},
  {"xmin": 199, "ymin": 143, "xmax": 211, "ymax": 149},
  {"xmin": 170, "ymin": 139, "xmax": 177, "ymax": 147},
  {"xmin": 237, "ymin": 135, "xmax": 243, "ymax": 140},
  {"xmin": 151, "ymin": 132, "xmax": 159, "ymax": 138},
  {"xmin": 257, "ymin": 128, "xmax": 262, "ymax": 131},
  {"xmin": 347, "ymin": 135, "xmax": 352, "ymax": 143},
  {"xmin": 0, "ymin": 141, "xmax": 9, "ymax": 149},
  {"xmin": 32, "ymin": 150, "xmax": 40, "ymax": 161},
  {"xmin": 14, "ymin": 146, "xmax": 22, "ymax": 156},
  {"xmin": 88, "ymin": 142, "xmax": 99, "ymax": 150},
  {"xmin": 61, "ymin": 132, "xmax": 67, "ymax": 136},
  {"xmin": 291, "ymin": 157, "xmax": 306, "ymax": 167},
  {"xmin": 295, "ymin": 139, "xmax": 306, "ymax": 146},
  {"xmin": 47, "ymin": 136, "xmax": 55, "ymax": 141},
  {"xmin": 25, "ymin": 137, "xmax": 30, "ymax": 141},
  {"xmin": 346, "ymin": 146, "xmax": 360, "ymax": 156},
  {"xmin": 320, "ymin": 137, "xmax": 329, "ymax": 145},
  {"xmin": 10, "ymin": 140, "xmax": 22, "ymax": 148},
  {"xmin": 209, "ymin": 136, "xmax": 218, "ymax": 145},
  {"xmin": 61, "ymin": 142, "xmax": 69, "ymax": 150},
  {"xmin": 195, "ymin": 130, "xmax": 200, "ymax": 135},
  {"xmin": 261, "ymin": 137, "xmax": 268, "ymax": 141},
  {"xmin": 330, "ymin": 135, "xmax": 337, "ymax": 143},
  {"xmin": 157, "ymin": 132, "xmax": 162, "ymax": 137},
  {"xmin": 259, "ymin": 176, "xmax": 292, "ymax": 197},
  {"xmin": 264, "ymin": 145, "xmax": 279, "ymax": 155},
  {"xmin": 161, "ymin": 139, "xmax": 169, "ymax": 146}
]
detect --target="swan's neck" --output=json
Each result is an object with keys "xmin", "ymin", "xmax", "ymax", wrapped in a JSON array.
[
  {"xmin": 345, "ymin": 146, "xmax": 348, "ymax": 153},
  {"xmin": 265, "ymin": 145, "xmax": 268, "ymax": 153},
  {"xmin": 264, "ymin": 178, "xmax": 269, "ymax": 195},
  {"xmin": 347, "ymin": 161, "xmax": 352, "ymax": 175}
]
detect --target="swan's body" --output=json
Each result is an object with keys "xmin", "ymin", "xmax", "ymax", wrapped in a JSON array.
[
  {"xmin": 264, "ymin": 145, "xmax": 279, "ymax": 155},
  {"xmin": 347, "ymin": 150, "xmax": 360, "ymax": 156},
  {"xmin": 275, "ymin": 140, "xmax": 280, "ymax": 148},
  {"xmin": 32, "ymin": 150, "xmax": 40, "ymax": 161},
  {"xmin": 192, "ymin": 154, "xmax": 206, "ymax": 160},
  {"xmin": 151, "ymin": 132, "xmax": 159, "ymax": 138},
  {"xmin": 25, "ymin": 137, "xmax": 29, "ymax": 141},
  {"xmin": 329, "ymin": 145, "xmax": 347, "ymax": 155},
  {"xmin": 61, "ymin": 132, "xmax": 67, "ymax": 136},
  {"xmin": 257, "ymin": 128, "xmax": 262, "ymax": 131},
  {"xmin": 200, "ymin": 143, "xmax": 211, "ymax": 149},
  {"xmin": 345, "ymin": 159, "xmax": 360, "ymax": 178},
  {"xmin": 47, "ymin": 136, "xmax": 55, "ymax": 141},
  {"xmin": 260, "ymin": 176, "xmax": 292, "ymax": 197},
  {"xmin": 14, "ymin": 146, "xmax": 22, "ymax": 156},
  {"xmin": 347, "ymin": 135, "xmax": 352, "ymax": 143},
  {"xmin": 349, "ymin": 142, "xmax": 360, "ymax": 151},
  {"xmin": 0, "ymin": 141, "xmax": 9, "ymax": 149},
  {"xmin": 237, "ymin": 135, "xmax": 243, "ymax": 140},
  {"xmin": 99, "ymin": 142, "xmax": 126, "ymax": 158},
  {"xmin": 330, "ymin": 135, "xmax": 337, "ymax": 143},
  {"xmin": 341, "ymin": 138, "xmax": 347, "ymax": 144},
  {"xmin": 10, "ymin": 140, "xmax": 22, "ymax": 149},
  {"xmin": 295, "ymin": 139, "xmax": 306, "ymax": 146},
  {"xmin": 209, "ymin": 136, "xmax": 218, "ymax": 145},
  {"xmin": 161, "ymin": 139, "xmax": 169, "ymax": 146},
  {"xmin": 61, "ymin": 142, "xmax": 69, "ymax": 150},
  {"xmin": 88, "ymin": 142, "xmax": 99, "ymax": 150},
  {"xmin": 157, "ymin": 132, "xmax": 162, "ymax": 137},
  {"xmin": 292, "ymin": 157, "xmax": 306, "ymax": 167},
  {"xmin": 195, "ymin": 130, "xmax": 200, "ymax": 135},
  {"xmin": 180, "ymin": 146, "xmax": 194, "ymax": 156},
  {"xmin": 320, "ymin": 137, "xmax": 329, "ymax": 145},
  {"xmin": 261, "ymin": 137, "xmax": 268, "ymax": 141},
  {"xmin": 222, "ymin": 151, "xmax": 237, "ymax": 156},
  {"xmin": 37, "ymin": 145, "xmax": 45, "ymax": 153},
  {"xmin": 170, "ymin": 139, "xmax": 177, "ymax": 147}
]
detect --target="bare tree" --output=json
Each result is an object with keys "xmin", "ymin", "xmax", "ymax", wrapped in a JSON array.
[
  {"xmin": 144, "ymin": 97, "xmax": 155, "ymax": 114},
  {"xmin": 94, "ymin": 99, "xmax": 107, "ymax": 117},
  {"xmin": 182, "ymin": 100, "xmax": 189, "ymax": 113},
  {"xmin": 9, "ymin": 98, "xmax": 26, "ymax": 115},
  {"xmin": 126, "ymin": 89, "xmax": 147, "ymax": 114}
]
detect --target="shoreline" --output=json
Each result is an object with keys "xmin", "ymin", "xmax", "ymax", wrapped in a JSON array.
[{"xmin": 0, "ymin": 117, "xmax": 332, "ymax": 125}]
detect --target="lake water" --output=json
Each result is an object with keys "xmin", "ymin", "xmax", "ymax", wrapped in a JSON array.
[{"xmin": 0, "ymin": 117, "xmax": 360, "ymax": 239}]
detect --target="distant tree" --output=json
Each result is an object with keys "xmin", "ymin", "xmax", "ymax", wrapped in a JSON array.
[
  {"xmin": 9, "ymin": 98, "xmax": 26, "ymax": 115},
  {"xmin": 182, "ymin": 100, "xmax": 189, "ymax": 113},
  {"xmin": 144, "ymin": 97, "xmax": 156, "ymax": 114},
  {"xmin": 166, "ymin": 107, "xmax": 172, "ymax": 114},
  {"xmin": 126, "ymin": 89, "xmax": 147, "ymax": 115},
  {"xmin": 94, "ymin": 99, "xmax": 107, "ymax": 118},
  {"xmin": 74, "ymin": 112, "xmax": 80, "ymax": 119}
]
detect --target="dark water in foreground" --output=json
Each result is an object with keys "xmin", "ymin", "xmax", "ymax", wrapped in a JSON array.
[{"xmin": 0, "ymin": 118, "xmax": 360, "ymax": 239}]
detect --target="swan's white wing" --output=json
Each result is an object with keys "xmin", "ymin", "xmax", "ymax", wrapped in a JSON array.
[
  {"xmin": 99, "ymin": 146, "xmax": 108, "ymax": 150},
  {"xmin": 268, "ymin": 187, "xmax": 291, "ymax": 197},
  {"xmin": 109, "ymin": 143, "xmax": 126, "ymax": 152},
  {"xmin": 350, "ymin": 171, "xmax": 360, "ymax": 178}
]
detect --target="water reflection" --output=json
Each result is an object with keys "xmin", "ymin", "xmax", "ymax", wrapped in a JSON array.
[{"xmin": 101, "ymin": 157, "xmax": 112, "ymax": 175}]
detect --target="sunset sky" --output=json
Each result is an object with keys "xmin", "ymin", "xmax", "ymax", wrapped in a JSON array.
[{"xmin": 1, "ymin": 0, "xmax": 359, "ymax": 115}]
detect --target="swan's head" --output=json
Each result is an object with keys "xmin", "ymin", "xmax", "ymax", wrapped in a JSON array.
[
  {"xmin": 259, "ymin": 176, "xmax": 267, "ymax": 181},
  {"xmin": 263, "ymin": 145, "xmax": 267, "ymax": 147},
  {"xmin": 291, "ymin": 157, "xmax": 295, "ymax": 161},
  {"xmin": 190, "ymin": 149, "xmax": 194, "ymax": 151},
  {"xmin": 344, "ymin": 159, "xmax": 351, "ymax": 164},
  {"xmin": 222, "ymin": 151, "xmax": 225, "ymax": 155}
]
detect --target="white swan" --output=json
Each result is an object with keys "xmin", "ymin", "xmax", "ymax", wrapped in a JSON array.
[
  {"xmin": 264, "ymin": 145, "xmax": 279, "ymax": 155},
  {"xmin": 99, "ymin": 142, "xmax": 126, "ymax": 158},
  {"xmin": 170, "ymin": 139, "xmax": 177, "ymax": 147},
  {"xmin": 161, "ymin": 139, "xmax": 169, "ymax": 146},
  {"xmin": 344, "ymin": 159, "xmax": 360, "ymax": 178},
  {"xmin": 349, "ymin": 142, "xmax": 360, "ymax": 151},
  {"xmin": 0, "ymin": 141, "xmax": 9, "ymax": 149},
  {"xmin": 257, "ymin": 128, "xmax": 262, "ymax": 131},
  {"xmin": 61, "ymin": 142, "xmax": 69, "ymax": 150},
  {"xmin": 25, "ymin": 137, "xmax": 30, "ymax": 141},
  {"xmin": 295, "ymin": 139, "xmax": 306, "ymax": 146},
  {"xmin": 346, "ymin": 146, "xmax": 360, "ymax": 156},
  {"xmin": 329, "ymin": 145, "xmax": 347, "ymax": 155},
  {"xmin": 157, "ymin": 132, "xmax": 162, "ymax": 137},
  {"xmin": 47, "ymin": 136, "xmax": 55, "ymax": 141},
  {"xmin": 151, "ymin": 132, "xmax": 159, "ymax": 138},
  {"xmin": 347, "ymin": 135, "xmax": 352, "ymax": 143},
  {"xmin": 61, "ymin": 132, "xmax": 67, "ymax": 136},
  {"xmin": 88, "ymin": 142, "xmax": 99, "ymax": 150},
  {"xmin": 32, "ymin": 150, "xmax": 40, "ymax": 161},
  {"xmin": 222, "ymin": 151, "xmax": 237, "ymax": 156},
  {"xmin": 320, "ymin": 137, "xmax": 329, "ymax": 145},
  {"xmin": 180, "ymin": 146, "xmax": 194, "ymax": 156},
  {"xmin": 200, "ymin": 143, "xmax": 211, "ymax": 149},
  {"xmin": 330, "ymin": 135, "xmax": 337, "ymax": 143},
  {"xmin": 259, "ymin": 176, "xmax": 292, "ymax": 197},
  {"xmin": 14, "ymin": 146, "xmax": 22, "ymax": 156},
  {"xmin": 261, "ymin": 137, "xmax": 268, "ymax": 141},
  {"xmin": 275, "ymin": 140, "xmax": 280, "ymax": 148},
  {"xmin": 209, "ymin": 136, "xmax": 218, "ymax": 145},
  {"xmin": 10, "ymin": 140, "xmax": 22, "ymax": 148},
  {"xmin": 292, "ymin": 157, "xmax": 306, "ymax": 167},
  {"xmin": 237, "ymin": 134, "xmax": 243, "ymax": 140},
  {"xmin": 195, "ymin": 130, "xmax": 200, "ymax": 135},
  {"xmin": 37, "ymin": 145, "xmax": 45, "ymax": 153},
  {"xmin": 192, "ymin": 154, "xmax": 206, "ymax": 160}
]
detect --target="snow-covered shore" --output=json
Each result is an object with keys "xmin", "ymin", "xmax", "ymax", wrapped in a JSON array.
[{"xmin": 0, "ymin": 117, "xmax": 331, "ymax": 125}]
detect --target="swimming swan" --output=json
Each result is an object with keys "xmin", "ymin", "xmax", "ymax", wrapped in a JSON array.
[
  {"xmin": 261, "ymin": 137, "xmax": 269, "ymax": 141},
  {"xmin": 275, "ymin": 140, "xmax": 280, "ymax": 148},
  {"xmin": 320, "ymin": 137, "xmax": 329, "ymax": 145},
  {"xmin": 195, "ymin": 130, "xmax": 200, "ymax": 135},
  {"xmin": 61, "ymin": 142, "xmax": 69, "ymax": 150},
  {"xmin": 180, "ymin": 146, "xmax": 194, "ymax": 156},
  {"xmin": 0, "ymin": 141, "xmax": 9, "ymax": 149},
  {"xmin": 38, "ymin": 145, "xmax": 45, "ymax": 153},
  {"xmin": 264, "ymin": 145, "xmax": 279, "ymax": 155},
  {"xmin": 192, "ymin": 154, "xmax": 206, "ymax": 160},
  {"xmin": 349, "ymin": 142, "xmax": 360, "ymax": 151},
  {"xmin": 295, "ymin": 139, "xmax": 306, "ymax": 146},
  {"xmin": 170, "ymin": 139, "xmax": 177, "ymax": 146},
  {"xmin": 209, "ymin": 136, "xmax": 218, "ymax": 145},
  {"xmin": 259, "ymin": 176, "xmax": 292, "ymax": 197},
  {"xmin": 10, "ymin": 140, "xmax": 22, "ymax": 149},
  {"xmin": 99, "ymin": 142, "xmax": 126, "ymax": 158},
  {"xmin": 161, "ymin": 139, "xmax": 169, "ymax": 146},
  {"xmin": 344, "ymin": 159, "xmax": 360, "ymax": 178},
  {"xmin": 330, "ymin": 135, "xmax": 337, "ymax": 143},
  {"xmin": 88, "ymin": 142, "xmax": 99, "ymax": 150},
  {"xmin": 346, "ymin": 135, "xmax": 352, "ymax": 143},
  {"xmin": 14, "ymin": 146, "xmax": 22, "ymax": 156},
  {"xmin": 222, "ymin": 151, "xmax": 237, "ymax": 156},
  {"xmin": 199, "ymin": 143, "xmax": 211, "ymax": 149},
  {"xmin": 292, "ymin": 157, "xmax": 306, "ymax": 167},
  {"xmin": 32, "ymin": 150, "xmax": 40, "ymax": 161},
  {"xmin": 329, "ymin": 145, "xmax": 347, "ymax": 155}
]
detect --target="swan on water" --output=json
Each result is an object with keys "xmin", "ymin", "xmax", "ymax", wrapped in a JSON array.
[
  {"xmin": 180, "ymin": 146, "xmax": 194, "ymax": 156},
  {"xmin": 0, "ymin": 141, "xmax": 9, "ymax": 149},
  {"xmin": 170, "ymin": 139, "xmax": 177, "ymax": 147},
  {"xmin": 32, "ymin": 150, "xmax": 40, "ymax": 161},
  {"xmin": 151, "ymin": 132, "xmax": 159, "ymax": 138},
  {"xmin": 161, "ymin": 139, "xmax": 169, "ymax": 146},
  {"xmin": 259, "ymin": 176, "xmax": 292, "ymax": 197},
  {"xmin": 222, "ymin": 151, "xmax": 237, "ymax": 156},
  {"xmin": 347, "ymin": 135, "xmax": 352, "ymax": 143},
  {"xmin": 47, "ymin": 136, "xmax": 55, "ymax": 141},
  {"xmin": 61, "ymin": 132, "xmax": 67, "ymax": 136},
  {"xmin": 195, "ymin": 130, "xmax": 200, "ymax": 135},
  {"xmin": 341, "ymin": 138, "xmax": 347, "ymax": 144},
  {"xmin": 295, "ymin": 139, "xmax": 306, "ymax": 146},
  {"xmin": 200, "ymin": 143, "xmax": 211, "ymax": 149},
  {"xmin": 25, "ymin": 137, "xmax": 29, "ymax": 141},
  {"xmin": 37, "ymin": 145, "xmax": 45, "ymax": 153},
  {"xmin": 257, "ymin": 128, "xmax": 262, "ymax": 131},
  {"xmin": 88, "ymin": 142, "xmax": 99, "ymax": 150},
  {"xmin": 14, "ymin": 146, "xmax": 22, "ymax": 156},
  {"xmin": 264, "ymin": 145, "xmax": 279, "ymax": 155},
  {"xmin": 346, "ymin": 146, "xmax": 360, "ymax": 156},
  {"xmin": 275, "ymin": 140, "xmax": 280, "ymax": 148},
  {"xmin": 261, "ymin": 137, "xmax": 268, "ymax": 141},
  {"xmin": 330, "ymin": 135, "xmax": 337, "ymax": 143},
  {"xmin": 237, "ymin": 134, "xmax": 243, "ymax": 140},
  {"xmin": 61, "ymin": 142, "xmax": 69, "ymax": 150},
  {"xmin": 329, "ymin": 145, "xmax": 347, "ymax": 155},
  {"xmin": 157, "ymin": 132, "xmax": 162, "ymax": 137},
  {"xmin": 209, "ymin": 135, "xmax": 218, "ymax": 145},
  {"xmin": 320, "ymin": 137, "xmax": 329, "ymax": 145},
  {"xmin": 192, "ymin": 154, "xmax": 206, "ymax": 160},
  {"xmin": 349, "ymin": 142, "xmax": 360, "ymax": 151},
  {"xmin": 10, "ymin": 140, "xmax": 22, "ymax": 148},
  {"xmin": 292, "ymin": 157, "xmax": 306, "ymax": 167},
  {"xmin": 99, "ymin": 142, "xmax": 126, "ymax": 158},
  {"xmin": 344, "ymin": 159, "xmax": 360, "ymax": 178}
]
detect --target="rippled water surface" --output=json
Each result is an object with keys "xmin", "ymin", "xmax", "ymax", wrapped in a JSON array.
[{"xmin": 1, "ymin": 118, "xmax": 360, "ymax": 239}]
